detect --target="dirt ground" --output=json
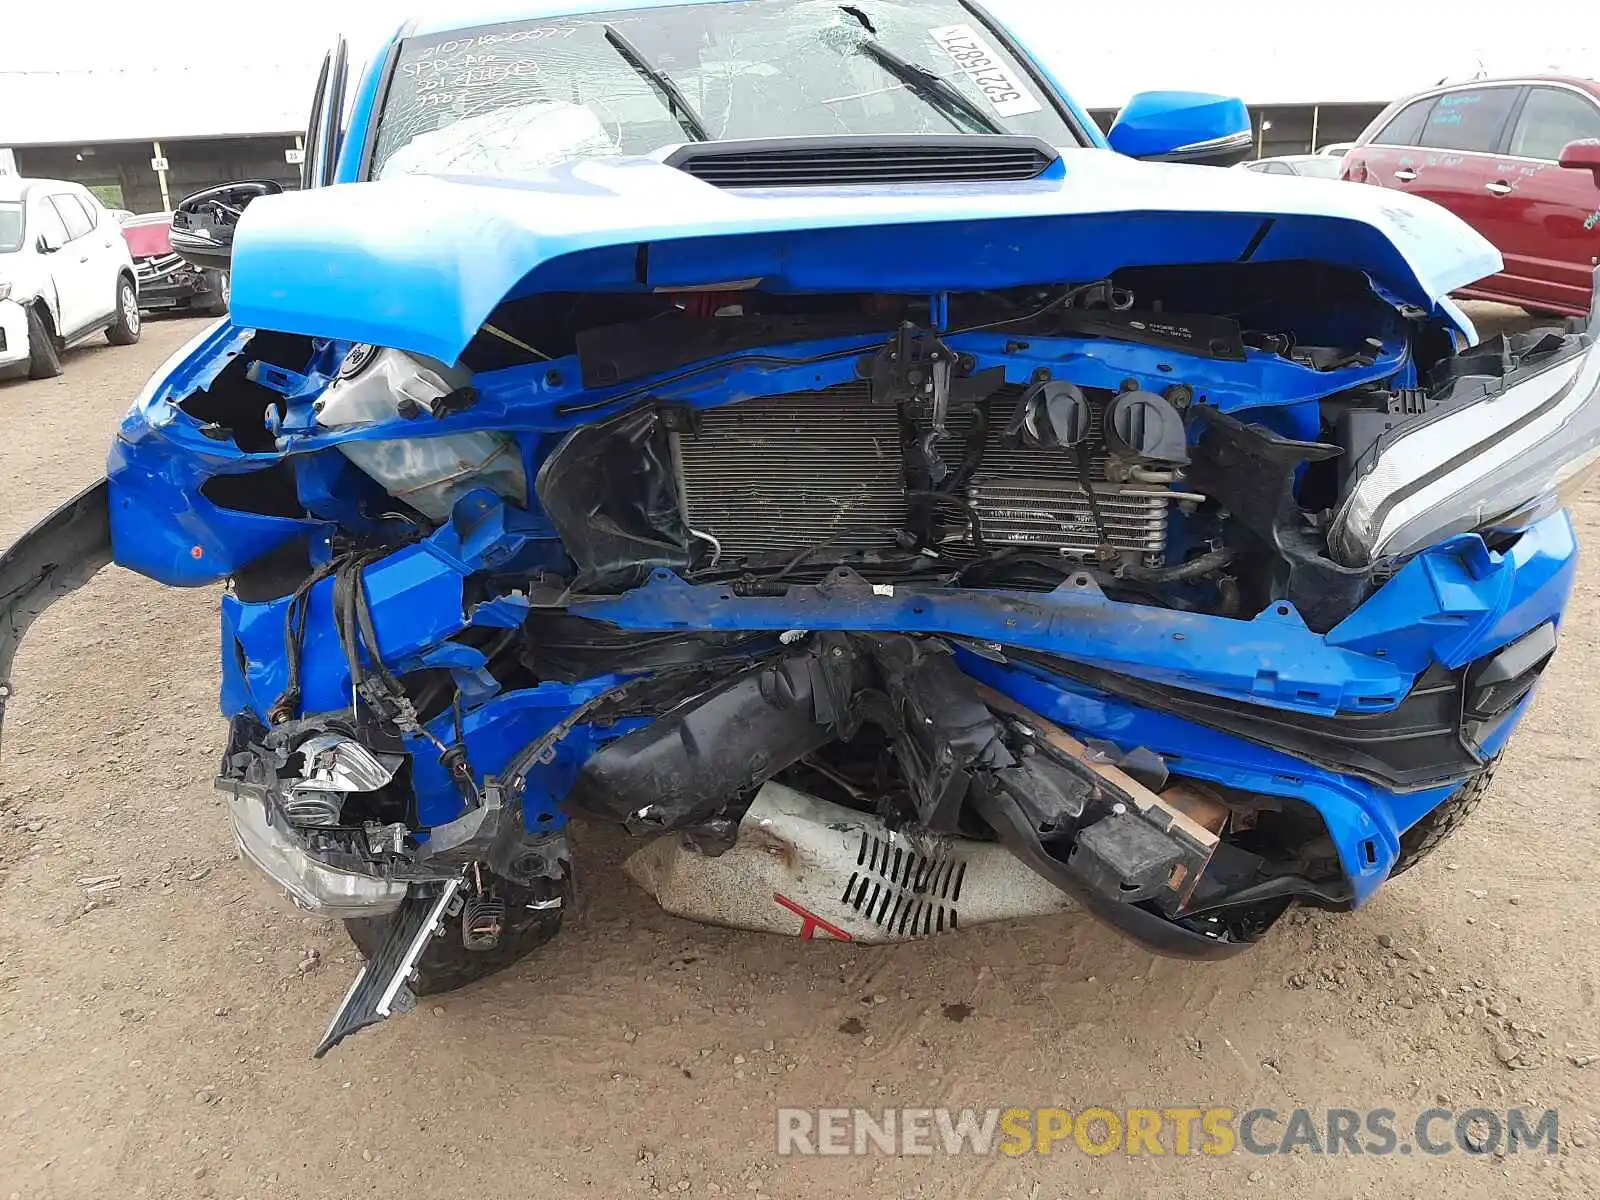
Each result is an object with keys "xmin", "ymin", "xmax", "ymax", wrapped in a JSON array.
[{"xmin": 1, "ymin": 308, "xmax": 1597, "ymax": 1200}]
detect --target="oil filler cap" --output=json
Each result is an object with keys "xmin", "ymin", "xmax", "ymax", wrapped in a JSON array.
[{"xmin": 1105, "ymin": 390, "xmax": 1189, "ymax": 465}]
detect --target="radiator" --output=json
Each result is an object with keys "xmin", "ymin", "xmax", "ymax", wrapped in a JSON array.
[
  {"xmin": 959, "ymin": 393, "xmax": 1170, "ymax": 560},
  {"xmin": 671, "ymin": 383, "xmax": 1171, "ymax": 564},
  {"xmin": 671, "ymin": 384, "xmax": 907, "ymax": 556}
]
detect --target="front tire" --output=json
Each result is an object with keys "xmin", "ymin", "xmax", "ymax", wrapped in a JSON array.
[
  {"xmin": 343, "ymin": 868, "xmax": 570, "ymax": 996},
  {"xmin": 1391, "ymin": 759, "xmax": 1498, "ymax": 876},
  {"xmin": 106, "ymin": 276, "xmax": 141, "ymax": 345},
  {"xmin": 193, "ymin": 270, "xmax": 229, "ymax": 317},
  {"xmin": 25, "ymin": 304, "xmax": 63, "ymax": 379}
]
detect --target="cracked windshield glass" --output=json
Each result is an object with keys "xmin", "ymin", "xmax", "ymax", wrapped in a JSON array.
[{"xmin": 370, "ymin": 0, "xmax": 1080, "ymax": 179}]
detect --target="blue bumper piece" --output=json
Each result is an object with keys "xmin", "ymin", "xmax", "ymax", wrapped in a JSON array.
[
  {"xmin": 212, "ymin": 492, "xmax": 1574, "ymax": 906},
  {"xmin": 953, "ymin": 652, "xmax": 1462, "ymax": 906},
  {"xmin": 573, "ymin": 509, "xmax": 1576, "ymax": 719}
]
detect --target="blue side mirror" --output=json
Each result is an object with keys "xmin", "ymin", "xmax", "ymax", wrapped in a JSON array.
[{"xmin": 1108, "ymin": 91, "xmax": 1253, "ymax": 167}]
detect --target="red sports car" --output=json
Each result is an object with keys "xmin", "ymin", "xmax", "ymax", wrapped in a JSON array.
[{"xmin": 1343, "ymin": 75, "xmax": 1600, "ymax": 317}]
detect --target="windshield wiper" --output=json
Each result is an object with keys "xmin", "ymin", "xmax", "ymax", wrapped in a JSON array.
[
  {"xmin": 853, "ymin": 37, "xmax": 1004, "ymax": 137},
  {"xmin": 604, "ymin": 24, "xmax": 712, "ymax": 144}
]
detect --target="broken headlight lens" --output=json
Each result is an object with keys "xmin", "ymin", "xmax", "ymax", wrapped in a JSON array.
[
  {"xmin": 1330, "ymin": 331, "xmax": 1600, "ymax": 567},
  {"xmin": 221, "ymin": 781, "xmax": 408, "ymax": 917},
  {"xmin": 317, "ymin": 346, "xmax": 528, "ymax": 522}
]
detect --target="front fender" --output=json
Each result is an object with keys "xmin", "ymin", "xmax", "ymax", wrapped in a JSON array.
[
  {"xmin": 0, "ymin": 481, "xmax": 112, "ymax": 752},
  {"xmin": 20, "ymin": 270, "xmax": 64, "ymax": 332}
]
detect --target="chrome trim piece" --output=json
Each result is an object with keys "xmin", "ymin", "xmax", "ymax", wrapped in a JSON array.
[
  {"xmin": 134, "ymin": 253, "xmax": 189, "ymax": 282},
  {"xmin": 1168, "ymin": 129, "xmax": 1254, "ymax": 155},
  {"xmin": 376, "ymin": 879, "xmax": 462, "ymax": 1018},
  {"xmin": 291, "ymin": 732, "xmax": 403, "ymax": 794}
]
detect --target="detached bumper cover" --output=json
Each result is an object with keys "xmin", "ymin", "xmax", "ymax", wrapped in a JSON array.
[{"xmin": 0, "ymin": 481, "xmax": 113, "ymax": 749}]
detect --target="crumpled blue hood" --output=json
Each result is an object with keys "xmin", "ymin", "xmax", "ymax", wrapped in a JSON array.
[{"xmin": 230, "ymin": 148, "xmax": 1502, "ymax": 365}]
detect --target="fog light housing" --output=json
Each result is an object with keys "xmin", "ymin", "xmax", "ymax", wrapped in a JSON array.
[{"xmin": 1465, "ymin": 622, "xmax": 1557, "ymax": 722}]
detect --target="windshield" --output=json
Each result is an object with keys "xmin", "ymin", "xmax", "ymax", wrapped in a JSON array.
[
  {"xmin": 0, "ymin": 202, "xmax": 22, "ymax": 253},
  {"xmin": 370, "ymin": 0, "xmax": 1077, "ymax": 180}
]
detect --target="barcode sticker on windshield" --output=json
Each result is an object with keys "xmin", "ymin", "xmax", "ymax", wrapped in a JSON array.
[{"xmin": 928, "ymin": 24, "xmax": 1043, "ymax": 119}]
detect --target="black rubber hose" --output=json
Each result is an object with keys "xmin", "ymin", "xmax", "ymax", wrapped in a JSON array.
[
  {"xmin": 907, "ymin": 490, "xmax": 985, "ymax": 555},
  {"xmin": 270, "ymin": 556, "xmax": 343, "ymax": 723},
  {"xmin": 1116, "ymin": 547, "xmax": 1236, "ymax": 585}
]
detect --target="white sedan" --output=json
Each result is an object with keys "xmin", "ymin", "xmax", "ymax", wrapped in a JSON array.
[{"xmin": 1236, "ymin": 154, "xmax": 1346, "ymax": 180}]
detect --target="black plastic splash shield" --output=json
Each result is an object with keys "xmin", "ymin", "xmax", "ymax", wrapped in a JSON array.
[{"xmin": 1184, "ymin": 408, "xmax": 1371, "ymax": 633}]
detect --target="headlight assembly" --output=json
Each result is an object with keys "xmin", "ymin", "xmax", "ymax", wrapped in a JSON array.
[
  {"xmin": 1330, "ymin": 279, "xmax": 1600, "ymax": 568},
  {"xmin": 218, "ymin": 778, "xmax": 409, "ymax": 917}
]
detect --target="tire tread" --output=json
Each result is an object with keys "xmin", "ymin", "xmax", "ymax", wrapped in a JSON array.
[
  {"xmin": 343, "ymin": 871, "xmax": 569, "ymax": 996},
  {"xmin": 1392, "ymin": 760, "xmax": 1497, "ymax": 876}
]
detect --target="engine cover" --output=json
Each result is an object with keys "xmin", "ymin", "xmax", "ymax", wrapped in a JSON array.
[{"xmin": 671, "ymin": 383, "xmax": 1171, "ymax": 564}]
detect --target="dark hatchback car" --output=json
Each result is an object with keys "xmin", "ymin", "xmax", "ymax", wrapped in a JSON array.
[
  {"xmin": 1342, "ymin": 74, "xmax": 1600, "ymax": 317},
  {"xmin": 121, "ymin": 212, "xmax": 229, "ymax": 315}
]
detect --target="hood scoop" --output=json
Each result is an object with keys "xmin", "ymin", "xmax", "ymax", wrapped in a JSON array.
[{"xmin": 663, "ymin": 134, "xmax": 1059, "ymax": 188}]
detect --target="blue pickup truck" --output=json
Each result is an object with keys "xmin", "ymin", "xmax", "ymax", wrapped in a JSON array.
[{"xmin": 3, "ymin": 0, "xmax": 1596, "ymax": 1056}]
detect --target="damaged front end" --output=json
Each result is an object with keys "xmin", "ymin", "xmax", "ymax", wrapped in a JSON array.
[{"xmin": 4, "ymin": 168, "xmax": 1594, "ymax": 1056}]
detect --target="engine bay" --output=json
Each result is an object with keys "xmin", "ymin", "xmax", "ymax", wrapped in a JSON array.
[
  {"xmin": 182, "ymin": 260, "xmax": 1476, "ymax": 634},
  {"xmin": 86, "ymin": 256, "xmax": 1570, "ymax": 988}
]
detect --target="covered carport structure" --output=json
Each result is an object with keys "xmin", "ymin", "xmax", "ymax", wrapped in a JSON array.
[{"xmin": 0, "ymin": 63, "xmax": 311, "ymax": 215}]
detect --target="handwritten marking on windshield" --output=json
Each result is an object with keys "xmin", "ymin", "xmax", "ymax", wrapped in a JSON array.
[{"xmin": 413, "ymin": 26, "xmax": 581, "ymax": 59}]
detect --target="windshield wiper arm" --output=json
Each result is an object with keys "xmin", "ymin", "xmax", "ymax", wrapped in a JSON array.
[
  {"xmin": 854, "ymin": 38, "xmax": 1004, "ymax": 136},
  {"xmin": 604, "ymin": 24, "xmax": 712, "ymax": 144}
]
